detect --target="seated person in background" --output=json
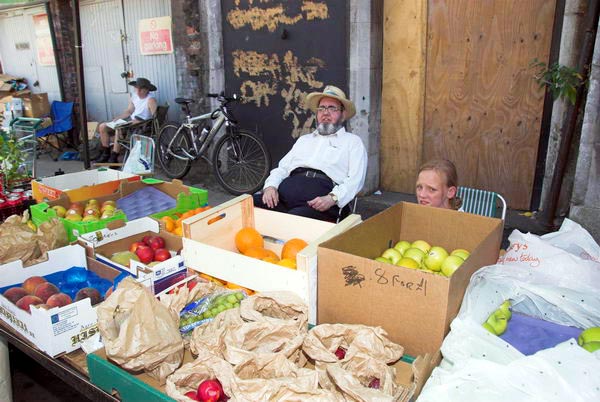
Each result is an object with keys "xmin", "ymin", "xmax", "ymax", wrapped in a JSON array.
[
  {"xmin": 416, "ymin": 159, "xmax": 462, "ymax": 210},
  {"xmin": 95, "ymin": 77, "xmax": 157, "ymax": 163},
  {"xmin": 253, "ymin": 85, "xmax": 368, "ymax": 222}
]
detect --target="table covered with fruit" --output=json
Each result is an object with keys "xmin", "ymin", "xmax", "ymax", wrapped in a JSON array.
[{"xmin": 1, "ymin": 170, "xmax": 599, "ymax": 402}]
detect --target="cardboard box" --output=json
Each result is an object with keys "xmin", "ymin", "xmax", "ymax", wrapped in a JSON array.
[
  {"xmin": 0, "ymin": 245, "xmax": 120, "ymax": 357},
  {"xmin": 317, "ymin": 202, "xmax": 503, "ymax": 356},
  {"xmin": 14, "ymin": 92, "xmax": 50, "ymax": 117},
  {"xmin": 79, "ymin": 218, "xmax": 186, "ymax": 294},
  {"xmin": 32, "ymin": 168, "xmax": 141, "ymax": 203},
  {"xmin": 180, "ymin": 194, "xmax": 361, "ymax": 325},
  {"xmin": 87, "ymin": 346, "xmax": 439, "ymax": 402}
]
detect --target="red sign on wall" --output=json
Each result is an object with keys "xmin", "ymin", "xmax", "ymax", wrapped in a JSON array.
[{"xmin": 138, "ymin": 16, "xmax": 173, "ymax": 55}]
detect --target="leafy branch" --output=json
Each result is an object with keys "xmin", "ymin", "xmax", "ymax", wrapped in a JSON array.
[
  {"xmin": 531, "ymin": 58, "xmax": 586, "ymax": 105},
  {"xmin": 0, "ymin": 134, "xmax": 28, "ymax": 184}
]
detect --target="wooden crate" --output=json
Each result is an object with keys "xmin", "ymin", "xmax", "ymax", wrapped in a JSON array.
[{"xmin": 181, "ymin": 194, "xmax": 361, "ymax": 324}]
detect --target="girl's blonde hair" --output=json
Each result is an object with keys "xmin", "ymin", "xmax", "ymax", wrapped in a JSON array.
[{"xmin": 418, "ymin": 159, "xmax": 462, "ymax": 210}]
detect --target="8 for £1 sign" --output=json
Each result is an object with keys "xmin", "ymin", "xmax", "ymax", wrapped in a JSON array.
[{"xmin": 139, "ymin": 16, "xmax": 173, "ymax": 55}]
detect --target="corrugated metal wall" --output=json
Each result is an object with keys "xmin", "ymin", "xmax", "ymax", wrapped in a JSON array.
[
  {"xmin": 0, "ymin": 6, "xmax": 61, "ymax": 102},
  {"xmin": 122, "ymin": 0, "xmax": 177, "ymax": 119},
  {"xmin": 80, "ymin": 0, "xmax": 177, "ymax": 121}
]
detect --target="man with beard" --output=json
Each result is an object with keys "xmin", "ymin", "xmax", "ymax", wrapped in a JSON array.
[{"xmin": 253, "ymin": 85, "xmax": 367, "ymax": 221}]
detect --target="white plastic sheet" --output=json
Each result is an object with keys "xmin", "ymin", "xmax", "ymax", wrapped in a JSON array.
[{"xmin": 418, "ymin": 219, "xmax": 600, "ymax": 402}]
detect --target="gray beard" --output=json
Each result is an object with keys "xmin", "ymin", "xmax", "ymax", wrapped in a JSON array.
[{"xmin": 317, "ymin": 122, "xmax": 342, "ymax": 136}]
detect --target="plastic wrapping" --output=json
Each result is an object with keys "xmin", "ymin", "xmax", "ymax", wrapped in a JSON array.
[{"xmin": 418, "ymin": 219, "xmax": 600, "ymax": 402}]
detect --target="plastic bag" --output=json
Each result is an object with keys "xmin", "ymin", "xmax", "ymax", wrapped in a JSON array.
[
  {"xmin": 122, "ymin": 140, "xmax": 151, "ymax": 174},
  {"xmin": 417, "ymin": 222, "xmax": 600, "ymax": 402},
  {"xmin": 179, "ymin": 290, "xmax": 246, "ymax": 334}
]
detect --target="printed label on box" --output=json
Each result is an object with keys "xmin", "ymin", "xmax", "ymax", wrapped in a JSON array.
[
  {"xmin": 0, "ymin": 303, "xmax": 34, "ymax": 338},
  {"xmin": 51, "ymin": 305, "xmax": 80, "ymax": 336}
]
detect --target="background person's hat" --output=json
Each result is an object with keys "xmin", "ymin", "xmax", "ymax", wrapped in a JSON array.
[
  {"xmin": 128, "ymin": 77, "xmax": 157, "ymax": 91},
  {"xmin": 305, "ymin": 85, "xmax": 356, "ymax": 119}
]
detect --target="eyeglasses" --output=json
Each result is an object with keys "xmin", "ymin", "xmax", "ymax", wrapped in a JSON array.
[{"xmin": 317, "ymin": 105, "xmax": 343, "ymax": 113}]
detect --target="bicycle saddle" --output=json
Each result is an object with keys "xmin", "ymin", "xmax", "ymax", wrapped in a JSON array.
[{"xmin": 174, "ymin": 98, "xmax": 195, "ymax": 105}]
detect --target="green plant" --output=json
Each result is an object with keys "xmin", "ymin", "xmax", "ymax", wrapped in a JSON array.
[
  {"xmin": 0, "ymin": 133, "xmax": 28, "ymax": 185},
  {"xmin": 531, "ymin": 58, "xmax": 586, "ymax": 105}
]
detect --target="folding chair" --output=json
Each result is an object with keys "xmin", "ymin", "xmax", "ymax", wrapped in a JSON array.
[
  {"xmin": 457, "ymin": 186, "xmax": 507, "ymax": 220},
  {"xmin": 35, "ymin": 101, "xmax": 74, "ymax": 160},
  {"xmin": 336, "ymin": 197, "xmax": 358, "ymax": 223}
]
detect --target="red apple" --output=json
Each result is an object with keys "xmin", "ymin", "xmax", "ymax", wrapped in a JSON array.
[
  {"xmin": 334, "ymin": 347, "xmax": 346, "ymax": 360},
  {"xmin": 129, "ymin": 241, "xmax": 147, "ymax": 253},
  {"xmin": 142, "ymin": 235, "xmax": 154, "ymax": 246},
  {"xmin": 368, "ymin": 378, "xmax": 381, "ymax": 389},
  {"xmin": 135, "ymin": 245, "xmax": 155, "ymax": 264},
  {"xmin": 153, "ymin": 248, "xmax": 171, "ymax": 262},
  {"xmin": 23, "ymin": 276, "xmax": 47, "ymax": 295},
  {"xmin": 16, "ymin": 295, "xmax": 44, "ymax": 312},
  {"xmin": 147, "ymin": 236, "xmax": 165, "ymax": 250},
  {"xmin": 69, "ymin": 202, "xmax": 83, "ymax": 215},
  {"xmin": 197, "ymin": 379, "xmax": 224, "ymax": 402},
  {"xmin": 187, "ymin": 280, "xmax": 198, "ymax": 291},
  {"xmin": 184, "ymin": 391, "xmax": 198, "ymax": 401}
]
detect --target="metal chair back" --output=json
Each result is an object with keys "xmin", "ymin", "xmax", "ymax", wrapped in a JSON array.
[
  {"xmin": 457, "ymin": 186, "xmax": 507, "ymax": 220},
  {"xmin": 336, "ymin": 197, "xmax": 358, "ymax": 223}
]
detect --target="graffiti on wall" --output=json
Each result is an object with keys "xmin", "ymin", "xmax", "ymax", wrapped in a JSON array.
[
  {"xmin": 228, "ymin": 0, "xmax": 328, "ymax": 32},
  {"xmin": 232, "ymin": 49, "xmax": 325, "ymax": 138}
]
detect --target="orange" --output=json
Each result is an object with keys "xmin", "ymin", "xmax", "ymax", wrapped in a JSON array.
[
  {"xmin": 262, "ymin": 256, "xmax": 280, "ymax": 264},
  {"xmin": 173, "ymin": 227, "xmax": 183, "ymax": 236},
  {"xmin": 281, "ymin": 238, "xmax": 308, "ymax": 260},
  {"xmin": 277, "ymin": 258, "xmax": 297, "ymax": 270},
  {"xmin": 161, "ymin": 216, "xmax": 175, "ymax": 232},
  {"xmin": 243, "ymin": 247, "xmax": 268, "ymax": 260},
  {"xmin": 235, "ymin": 227, "xmax": 263, "ymax": 254},
  {"xmin": 226, "ymin": 282, "xmax": 255, "ymax": 295},
  {"xmin": 263, "ymin": 249, "xmax": 279, "ymax": 260},
  {"xmin": 199, "ymin": 273, "xmax": 227, "ymax": 286}
]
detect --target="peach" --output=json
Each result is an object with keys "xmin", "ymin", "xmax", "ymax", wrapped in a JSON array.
[
  {"xmin": 23, "ymin": 276, "xmax": 47, "ymax": 295},
  {"xmin": 34, "ymin": 282, "xmax": 60, "ymax": 303},
  {"xmin": 16, "ymin": 295, "xmax": 44, "ymax": 312},
  {"xmin": 3, "ymin": 287, "xmax": 28, "ymax": 304},
  {"xmin": 75, "ymin": 287, "xmax": 102, "ymax": 306},
  {"xmin": 46, "ymin": 293, "xmax": 72, "ymax": 308}
]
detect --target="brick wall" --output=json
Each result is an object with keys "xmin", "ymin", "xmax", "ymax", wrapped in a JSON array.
[{"xmin": 171, "ymin": 0, "xmax": 210, "ymax": 117}]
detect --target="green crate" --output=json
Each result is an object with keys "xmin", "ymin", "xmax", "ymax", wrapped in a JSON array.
[
  {"xmin": 87, "ymin": 353, "xmax": 174, "ymax": 402},
  {"xmin": 150, "ymin": 187, "xmax": 209, "ymax": 221},
  {"xmin": 30, "ymin": 202, "xmax": 128, "ymax": 243}
]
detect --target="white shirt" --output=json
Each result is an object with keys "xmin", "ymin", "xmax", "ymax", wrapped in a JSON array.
[
  {"xmin": 264, "ymin": 127, "xmax": 367, "ymax": 208},
  {"xmin": 131, "ymin": 92, "xmax": 155, "ymax": 121}
]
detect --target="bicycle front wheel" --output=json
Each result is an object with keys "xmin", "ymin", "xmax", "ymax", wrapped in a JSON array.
[
  {"xmin": 157, "ymin": 122, "xmax": 193, "ymax": 179},
  {"xmin": 212, "ymin": 129, "xmax": 271, "ymax": 195}
]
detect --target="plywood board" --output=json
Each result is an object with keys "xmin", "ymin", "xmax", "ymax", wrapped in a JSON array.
[
  {"xmin": 423, "ymin": 0, "xmax": 556, "ymax": 209},
  {"xmin": 381, "ymin": 0, "xmax": 428, "ymax": 192}
]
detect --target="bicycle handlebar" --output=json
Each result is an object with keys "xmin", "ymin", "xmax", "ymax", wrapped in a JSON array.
[{"xmin": 207, "ymin": 92, "xmax": 242, "ymax": 103}]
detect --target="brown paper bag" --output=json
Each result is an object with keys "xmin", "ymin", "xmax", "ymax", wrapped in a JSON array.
[
  {"xmin": 303, "ymin": 324, "xmax": 404, "ymax": 364},
  {"xmin": 239, "ymin": 291, "xmax": 308, "ymax": 330},
  {"xmin": 231, "ymin": 353, "xmax": 338, "ymax": 401},
  {"xmin": 222, "ymin": 321, "xmax": 306, "ymax": 366},
  {"xmin": 0, "ymin": 214, "xmax": 41, "ymax": 264},
  {"xmin": 97, "ymin": 277, "xmax": 184, "ymax": 384},
  {"xmin": 159, "ymin": 280, "xmax": 217, "ymax": 316},
  {"xmin": 189, "ymin": 307, "xmax": 245, "ymax": 357},
  {"xmin": 324, "ymin": 362, "xmax": 398, "ymax": 402},
  {"xmin": 165, "ymin": 349, "xmax": 235, "ymax": 402}
]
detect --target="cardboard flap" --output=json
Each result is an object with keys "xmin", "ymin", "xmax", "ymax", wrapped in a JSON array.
[{"xmin": 106, "ymin": 220, "xmax": 127, "ymax": 230}]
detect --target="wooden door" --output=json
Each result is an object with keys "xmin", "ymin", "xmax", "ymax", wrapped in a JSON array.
[
  {"xmin": 424, "ymin": 0, "xmax": 556, "ymax": 209},
  {"xmin": 221, "ymin": 0, "xmax": 347, "ymax": 165}
]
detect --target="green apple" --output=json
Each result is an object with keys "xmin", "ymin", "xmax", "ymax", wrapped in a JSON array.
[
  {"xmin": 375, "ymin": 257, "xmax": 391, "ymax": 264},
  {"xmin": 64, "ymin": 213, "xmax": 82, "ymax": 222},
  {"xmin": 582, "ymin": 342, "xmax": 600, "ymax": 353},
  {"xmin": 424, "ymin": 246, "xmax": 449, "ymax": 272},
  {"xmin": 393, "ymin": 240, "xmax": 411, "ymax": 255},
  {"xmin": 82, "ymin": 215, "xmax": 100, "ymax": 223},
  {"xmin": 451, "ymin": 248, "xmax": 470, "ymax": 259},
  {"xmin": 441, "ymin": 255, "xmax": 465, "ymax": 277},
  {"xmin": 51, "ymin": 205, "xmax": 67, "ymax": 218},
  {"xmin": 396, "ymin": 257, "xmax": 419, "ymax": 269},
  {"xmin": 381, "ymin": 248, "xmax": 402, "ymax": 265},
  {"xmin": 403, "ymin": 248, "xmax": 425, "ymax": 265},
  {"xmin": 578, "ymin": 327, "xmax": 600, "ymax": 346},
  {"xmin": 411, "ymin": 240, "xmax": 431, "ymax": 254},
  {"xmin": 486, "ymin": 310, "xmax": 508, "ymax": 335}
]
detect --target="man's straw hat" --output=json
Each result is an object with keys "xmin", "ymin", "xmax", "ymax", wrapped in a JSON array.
[{"xmin": 305, "ymin": 85, "xmax": 356, "ymax": 119}]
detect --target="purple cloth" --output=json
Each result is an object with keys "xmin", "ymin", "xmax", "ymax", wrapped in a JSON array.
[
  {"xmin": 116, "ymin": 186, "xmax": 176, "ymax": 220},
  {"xmin": 499, "ymin": 312, "xmax": 583, "ymax": 355}
]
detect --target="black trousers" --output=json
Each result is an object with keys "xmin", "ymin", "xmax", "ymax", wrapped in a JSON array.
[{"xmin": 253, "ymin": 170, "xmax": 341, "ymax": 222}]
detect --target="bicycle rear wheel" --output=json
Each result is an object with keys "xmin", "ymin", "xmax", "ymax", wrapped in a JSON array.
[
  {"xmin": 157, "ymin": 122, "xmax": 193, "ymax": 179},
  {"xmin": 212, "ymin": 128, "xmax": 271, "ymax": 195}
]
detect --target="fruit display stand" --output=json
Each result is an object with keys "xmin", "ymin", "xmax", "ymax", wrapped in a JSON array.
[
  {"xmin": 0, "ymin": 244, "xmax": 120, "ymax": 357},
  {"xmin": 79, "ymin": 218, "xmax": 187, "ymax": 294},
  {"xmin": 30, "ymin": 191, "xmax": 129, "ymax": 243},
  {"xmin": 180, "ymin": 194, "xmax": 362, "ymax": 325},
  {"xmin": 317, "ymin": 202, "xmax": 504, "ymax": 357},
  {"xmin": 31, "ymin": 168, "xmax": 141, "ymax": 203}
]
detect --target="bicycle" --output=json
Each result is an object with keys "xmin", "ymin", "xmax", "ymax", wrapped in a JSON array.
[{"xmin": 157, "ymin": 93, "xmax": 271, "ymax": 195}]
